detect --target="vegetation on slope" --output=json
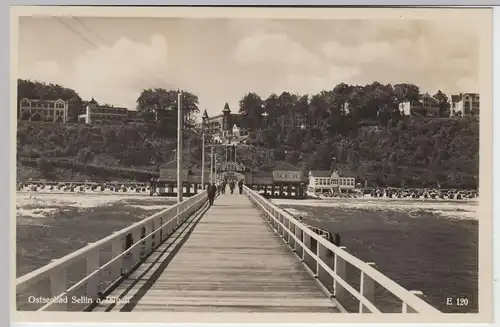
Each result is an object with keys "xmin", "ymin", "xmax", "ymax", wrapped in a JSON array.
[{"xmin": 16, "ymin": 80, "xmax": 479, "ymax": 189}]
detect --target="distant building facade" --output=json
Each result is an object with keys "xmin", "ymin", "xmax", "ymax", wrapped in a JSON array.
[
  {"xmin": 398, "ymin": 93, "xmax": 440, "ymax": 117},
  {"xmin": 202, "ymin": 103, "xmax": 250, "ymax": 142},
  {"xmin": 78, "ymin": 98, "xmax": 145, "ymax": 124},
  {"xmin": 307, "ymin": 170, "xmax": 356, "ymax": 193},
  {"xmin": 202, "ymin": 100, "xmax": 351, "ymax": 135},
  {"xmin": 448, "ymin": 93, "xmax": 480, "ymax": 116},
  {"xmin": 19, "ymin": 98, "xmax": 68, "ymax": 123}
]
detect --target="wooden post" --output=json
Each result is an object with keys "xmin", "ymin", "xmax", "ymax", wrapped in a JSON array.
[
  {"xmin": 111, "ymin": 234, "xmax": 124, "ymax": 279},
  {"xmin": 359, "ymin": 262, "xmax": 376, "ymax": 313},
  {"xmin": 177, "ymin": 91, "xmax": 183, "ymax": 204},
  {"xmin": 402, "ymin": 291, "xmax": 423, "ymax": 313},
  {"xmin": 302, "ymin": 232, "xmax": 312, "ymax": 265},
  {"xmin": 285, "ymin": 219, "xmax": 291, "ymax": 244},
  {"xmin": 50, "ymin": 266, "xmax": 67, "ymax": 309},
  {"xmin": 294, "ymin": 226, "xmax": 302, "ymax": 254},
  {"xmin": 318, "ymin": 236, "xmax": 334, "ymax": 293},
  {"xmin": 131, "ymin": 229, "xmax": 142, "ymax": 263},
  {"xmin": 86, "ymin": 248, "xmax": 100, "ymax": 298},
  {"xmin": 334, "ymin": 246, "xmax": 347, "ymax": 301}
]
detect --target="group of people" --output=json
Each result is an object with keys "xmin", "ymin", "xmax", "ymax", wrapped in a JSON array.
[{"xmin": 206, "ymin": 179, "xmax": 245, "ymax": 206}]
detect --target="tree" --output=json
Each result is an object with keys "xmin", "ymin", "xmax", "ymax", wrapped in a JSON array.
[
  {"xmin": 239, "ymin": 93, "xmax": 264, "ymax": 130},
  {"xmin": 263, "ymin": 93, "xmax": 280, "ymax": 127},
  {"xmin": 17, "ymin": 79, "xmax": 85, "ymax": 122},
  {"xmin": 433, "ymin": 90, "xmax": 451, "ymax": 118},
  {"xmin": 136, "ymin": 88, "xmax": 200, "ymax": 134},
  {"xmin": 394, "ymin": 83, "xmax": 421, "ymax": 104}
]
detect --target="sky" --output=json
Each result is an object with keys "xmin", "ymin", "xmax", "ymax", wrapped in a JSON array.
[{"xmin": 17, "ymin": 15, "xmax": 481, "ymax": 117}]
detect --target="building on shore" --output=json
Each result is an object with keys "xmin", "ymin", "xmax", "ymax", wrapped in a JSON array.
[
  {"xmin": 307, "ymin": 169, "xmax": 356, "ymax": 193},
  {"xmin": 201, "ymin": 100, "xmax": 343, "ymax": 136},
  {"xmin": 448, "ymin": 93, "xmax": 480, "ymax": 116},
  {"xmin": 18, "ymin": 98, "xmax": 69, "ymax": 123},
  {"xmin": 398, "ymin": 93, "xmax": 440, "ymax": 117},
  {"xmin": 202, "ymin": 103, "xmax": 250, "ymax": 142},
  {"xmin": 78, "ymin": 98, "xmax": 145, "ymax": 125}
]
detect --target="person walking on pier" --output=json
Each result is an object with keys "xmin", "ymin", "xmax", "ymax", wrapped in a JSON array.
[
  {"xmin": 207, "ymin": 182, "xmax": 216, "ymax": 206},
  {"xmin": 238, "ymin": 179, "xmax": 244, "ymax": 194},
  {"xmin": 229, "ymin": 181, "xmax": 235, "ymax": 194},
  {"xmin": 221, "ymin": 180, "xmax": 226, "ymax": 194}
]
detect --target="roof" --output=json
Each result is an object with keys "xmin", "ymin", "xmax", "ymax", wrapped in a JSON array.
[
  {"xmin": 202, "ymin": 110, "xmax": 209, "ymax": 119},
  {"xmin": 273, "ymin": 161, "xmax": 300, "ymax": 171},
  {"xmin": 223, "ymin": 103, "xmax": 231, "ymax": 113},
  {"xmin": 89, "ymin": 97, "xmax": 98, "ymax": 104},
  {"xmin": 309, "ymin": 170, "xmax": 331, "ymax": 177},
  {"xmin": 253, "ymin": 171, "xmax": 273, "ymax": 177}
]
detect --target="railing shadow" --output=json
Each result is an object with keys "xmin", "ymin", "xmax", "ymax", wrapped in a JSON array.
[{"xmin": 116, "ymin": 202, "xmax": 210, "ymax": 311}]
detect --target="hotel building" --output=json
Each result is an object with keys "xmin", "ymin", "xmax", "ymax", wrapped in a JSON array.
[
  {"xmin": 19, "ymin": 98, "xmax": 69, "ymax": 123},
  {"xmin": 78, "ymin": 98, "xmax": 145, "ymax": 125}
]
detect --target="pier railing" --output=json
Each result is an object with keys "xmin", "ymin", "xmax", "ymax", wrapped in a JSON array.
[
  {"xmin": 243, "ymin": 185, "xmax": 442, "ymax": 314},
  {"xmin": 16, "ymin": 191, "xmax": 208, "ymax": 311}
]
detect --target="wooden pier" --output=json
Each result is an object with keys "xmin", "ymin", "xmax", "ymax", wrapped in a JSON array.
[
  {"xmin": 92, "ymin": 194, "xmax": 338, "ymax": 312},
  {"xmin": 16, "ymin": 186, "xmax": 441, "ymax": 315}
]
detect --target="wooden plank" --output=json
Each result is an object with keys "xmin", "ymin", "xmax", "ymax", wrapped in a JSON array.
[{"xmin": 92, "ymin": 194, "xmax": 338, "ymax": 313}]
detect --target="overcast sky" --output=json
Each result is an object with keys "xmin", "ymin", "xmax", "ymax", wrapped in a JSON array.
[{"xmin": 18, "ymin": 15, "xmax": 481, "ymax": 117}]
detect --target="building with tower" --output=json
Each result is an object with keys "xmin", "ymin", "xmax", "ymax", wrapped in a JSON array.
[{"xmin": 201, "ymin": 103, "xmax": 249, "ymax": 143}]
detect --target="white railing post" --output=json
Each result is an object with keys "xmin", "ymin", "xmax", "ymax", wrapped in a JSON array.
[
  {"xmin": 285, "ymin": 219, "xmax": 291, "ymax": 244},
  {"xmin": 158, "ymin": 217, "xmax": 163, "ymax": 242},
  {"xmin": 111, "ymin": 234, "xmax": 124, "ymax": 280},
  {"xmin": 359, "ymin": 262, "xmax": 376, "ymax": 313},
  {"xmin": 86, "ymin": 247, "xmax": 100, "ymax": 298},
  {"xmin": 144, "ymin": 223, "xmax": 153, "ymax": 254},
  {"xmin": 289, "ymin": 224, "xmax": 296, "ymax": 249},
  {"xmin": 318, "ymin": 236, "xmax": 334, "ymax": 292},
  {"xmin": 294, "ymin": 225, "xmax": 302, "ymax": 254},
  {"xmin": 176, "ymin": 205, "xmax": 181, "ymax": 226},
  {"xmin": 302, "ymin": 232, "xmax": 312, "ymax": 268},
  {"xmin": 402, "ymin": 291, "xmax": 424, "ymax": 313},
  {"xmin": 131, "ymin": 228, "xmax": 142, "ymax": 262},
  {"xmin": 334, "ymin": 246, "xmax": 347, "ymax": 301},
  {"xmin": 49, "ymin": 262, "xmax": 67, "ymax": 309}
]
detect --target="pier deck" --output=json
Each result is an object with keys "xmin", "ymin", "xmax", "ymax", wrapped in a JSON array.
[{"xmin": 91, "ymin": 194, "xmax": 339, "ymax": 313}]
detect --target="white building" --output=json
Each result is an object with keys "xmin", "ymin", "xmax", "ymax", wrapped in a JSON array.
[
  {"xmin": 78, "ymin": 98, "xmax": 144, "ymax": 124},
  {"xmin": 19, "ymin": 98, "xmax": 68, "ymax": 123},
  {"xmin": 308, "ymin": 170, "xmax": 356, "ymax": 193},
  {"xmin": 331, "ymin": 171, "xmax": 356, "ymax": 190},
  {"xmin": 448, "ymin": 93, "xmax": 480, "ymax": 116},
  {"xmin": 398, "ymin": 93, "xmax": 440, "ymax": 117}
]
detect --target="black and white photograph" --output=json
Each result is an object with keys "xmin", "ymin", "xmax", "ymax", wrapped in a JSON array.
[{"xmin": 12, "ymin": 6, "xmax": 493, "ymax": 323}]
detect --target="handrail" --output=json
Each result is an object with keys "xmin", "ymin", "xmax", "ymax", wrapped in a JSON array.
[
  {"xmin": 16, "ymin": 190, "xmax": 208, "ymax": 311},
  {"xmin": 243, "ymin": 185, "xmax": 442, "ymax": 314}
]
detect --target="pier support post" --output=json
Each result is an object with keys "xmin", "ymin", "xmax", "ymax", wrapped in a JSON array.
[
  {"xmin": 359, "ymin": 262, "xmax": 376, "ymax": 313},
  {"xmin": 334, "ymin": 246, "xmax": 347, "ymax": 301}
]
